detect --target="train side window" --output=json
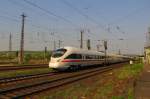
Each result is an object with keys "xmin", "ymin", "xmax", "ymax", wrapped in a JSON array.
[
  {"xmin": 65, "ymin": 54, "xmax": 82, "ymax": 59},
  {"xmin": 99, "ymin": 56, "xmax": 101, "ymax": 59},
  {"xmin": 98, "ymin": 56, "xmax": 105, "ymax": 59},
  {"xmin": 100, "ymin": 56, "xmax": 102, "ymax": 59},
  {"xmin": 86, "ymin": 55, "xmax": 88, "ymax": 59},
  {"xmin": 92, "ymin": 55, "xmax": 95, "ymax": 59},
  {"xmin": 95, "ymin": 55, "xmax": 97, "ymax": 59},
  {"xmin": 96, "ymin": 55, "xmax": 99, "ymax": 59},
  {"xmin": 96, "ymin": 56, "xmax": 98, "ymax": 59},
  {"xmin": 90, "ymin": 55, "xmax": 93, "ymax": 59},
  {"xmin": 101, "ymin": 56, "xmax": 105, "ymax": 59},
  {"xmin": 82, "ymin": 55, "xmax": 85, "ymax": 59},
  {"xmin": 86, "ymin": 55, "xmax": 90, "ymax": 59},
  {"xmin": 77, "ymin": 54, "xmax": 82, "ymax": 59}
]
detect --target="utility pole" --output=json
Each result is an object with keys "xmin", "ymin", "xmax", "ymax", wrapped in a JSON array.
[
  {"xmin": 54, "ymin": 40, "xmax": 56, "ymax": 50},
  {"xmin": 118, "ymin": 49, "xmax": 121, "ymax": 55},
  {"xmin": 19, "ymin": 13, "xmax": 26, "ymax": 64},
  {"xmin": 9, "ymin": 33, "xmax": 12, "ymax": 52},
  {"xmin": 44, "ymin": 46, "xmax": 47, "ymax": 63},
  {"xmin": 9, "ymin": 33, "xmax": 12, "ymax": 60},
  {"xmin": 97, "ymin": 45, "xmax": 100, "ymax": 51},
  {"xmin": 80, "ymin": 30, "xmax": 83, "ymax": 49},
  {"xmin": 58, "ymin": 40, "xmax": 63, "ymax": 48},
  {"xmin": 118, "ymin": 38, "xmax": 123, "ymax": 55},
  {"xmin": 104, "ymin": 40, "xmax": 107, "ymax": 65},
  {"xmin": 87, "ymin": 39, "xmax": 91, "ymax": 50},
  {"xmin": 97, "ymin": 40, "xmax": 101, "ymax": 52}
]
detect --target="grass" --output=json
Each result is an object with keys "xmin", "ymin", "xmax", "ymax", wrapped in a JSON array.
[
  {"xmin": 0, "ymin": 68, "xmax": 52, "ymax": 79},
  {"xmin": 117, "ymin": 63, "xmax": 143, "ymax": 79},
  {"xmin": 94, "ymin": 83, "xmax": 113, "ymax": 99},
  {"xmin": 0, "ymin": 51, "xmax": 52, "ymax": 64},
  {"xmin": 113, "ymin": 63, "xmax": 143, "ymax": 99},
  {"xmin": 42, "ymin": 79, "xmax": 113, "ymax": 99},
  {"xmin": 112, "ymin": 88, "xmax": 133, "ymax": 99},
  {"xmin": 41, "ymin": 63, "xmax": 143, "ymax": 99},
  {"xmin": 42, "ymin": 83, "xmax": 91, "ymax": 99},
  {"xmin": 127, "ymin": 87, "xmax": 134, "ymax": 99},
  {"xmin": 112, "ymin": 96, "xmax": 125, "ymax": 99}
]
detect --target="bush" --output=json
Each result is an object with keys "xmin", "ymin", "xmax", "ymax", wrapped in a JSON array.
[{"xmin": 24, "ymin": 54, "xmax": 31, "ymax": 63}]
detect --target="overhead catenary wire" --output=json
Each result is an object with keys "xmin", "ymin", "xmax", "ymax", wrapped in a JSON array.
[
  {"xmin": 0, "ymin": 12, "xmax": 77, "ymax": 48},
  {"xmin": 0, "ymin": 10, "xmax": 55, "ymax": 36},
  {"xmin": 0, "ymin": 15, "xmax": 19, "ymax": 22},
  {"xmin": 7, "ymin": 0, "xmax": 107, "ymax": 44},
  {"xmin": 59, "ymin": 0, "xmax": 122, "ymax": 43},
  {"xmin": 22, "ymin": 0, "xmax": 82, "ymax": 43},
  {"xmin": 108, "ymin": 5, "xmax": 149, "ymax": 34},
  {"xmin": 1, "ymin": 0, "xmax": 147, "ymax": 52},
  {"xmin": 23, "ymin": 0, "xmax": 79, "ymax": 28},
  {"xmin": 6, "ymin": 0, "xmax": 82, "ymax": 32},
  {"xmin": 0, "ymin": 14, "xmax": 48, "ymax": 35},
  {"xmin": 60, "ymin": 0, "xmax": 112, "ymax": 34},
  {"xmin": 7, "ymin": 0, "xmax": 59, "ymax": 23},
  {"xmin": 8, "ymin": 0, "xmax": 82, "ymax": 43}
]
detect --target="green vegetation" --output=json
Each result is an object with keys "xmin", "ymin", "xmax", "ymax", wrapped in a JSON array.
[
  {"xmin": 24, "ymin": 51, "xmax": 51, "ymax": 60},
  {"xmin": 117, "ymin": 63, "xmax": 143, "ymax": 79},
  {"xmin": 0, "ymin": 51, "xmax": 52, "ymax": 64},
  {"xmin": 42, "ymin": 63, "xmax": 143, "ymax": 99},
  {"xmin": 0, "ymin": 51, "xmax": 18, "ymax": 62},
  {"xmin": 127, "ymin": 87, "xmax": 134, "ymax": 99},
  {"xmin": 0, "ymin": 68, "xmax": 52, "ymax": 79},
  {"xmin": 24, "ymin": 54, "xmax": 31, "ymax": 63},
  {"xmin": 112, "ymin": 96, "xmax": 124, "ymax": 99},
  {"xmin": 112, "ymin": 87, "xmax": 133, "ymax": 99},
  {"xmin": 94, "ymin": 83, "xmax": 113, "ymax": 99}
]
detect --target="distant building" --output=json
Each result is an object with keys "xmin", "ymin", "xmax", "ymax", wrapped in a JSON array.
[
  {"xmin": 144, "ymin": 46, "xmax": 150, "ymax": 64},
  {"xmin": 145, "ymin": 27, "xmax": 150, "ymax": 64}
]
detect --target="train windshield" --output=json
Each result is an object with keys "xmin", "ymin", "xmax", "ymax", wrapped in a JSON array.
[{"xmin": 51, "ymin": 49, "xmax": 67, "ymax": 58}]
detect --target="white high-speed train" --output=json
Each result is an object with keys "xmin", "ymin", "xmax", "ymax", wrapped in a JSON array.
[{"xmin": 49, "ymin": 46, "xmax": 129, "ymax": 70}]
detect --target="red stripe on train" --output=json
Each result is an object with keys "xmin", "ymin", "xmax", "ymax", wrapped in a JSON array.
[{"xmin": 62, "ymin": 59, "xmax": 81, "ymax": 62}]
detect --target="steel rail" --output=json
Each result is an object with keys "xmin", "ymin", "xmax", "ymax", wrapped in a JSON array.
[
  {"xmin": 0, "ymin": 63, "xmax": 125, "ymax": 98},
  {"xmin": 0, "ymin": 64, "xmax": 48, "ymax": 71}
]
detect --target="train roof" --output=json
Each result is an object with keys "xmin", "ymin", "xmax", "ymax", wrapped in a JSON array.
[
  {"xmin": 62, "ymin": 46, "xmax": 104, "ymax": 55},
  {"xmin": 108, "ymin": 53, "xmax": 131, "ymax": 58}
]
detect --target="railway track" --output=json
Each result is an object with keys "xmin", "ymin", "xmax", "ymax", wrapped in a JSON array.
[
  {"xmin": 0, "ymin": 63, "xmax": 126, "ymax": 99},
  {"xmin": 0, "ymin": 72, "xmax": 58, "ymax": 84},
  {"xmin": 0, "ymin": 64, "xmax": 48, "ymax": 72},
  {"xmin": 0, "ymin": 61, "xmax": 18, "ymax": 65}
]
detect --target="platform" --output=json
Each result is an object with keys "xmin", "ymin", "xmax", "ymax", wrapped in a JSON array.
[{"xmin": 134, "ymin": 64, "xmax": 150, "ymax": 99}]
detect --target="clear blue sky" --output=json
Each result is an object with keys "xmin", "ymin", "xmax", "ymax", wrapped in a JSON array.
[{"xmin": 0, "ymin": 0, "xmax": 150, "ymax": 55}]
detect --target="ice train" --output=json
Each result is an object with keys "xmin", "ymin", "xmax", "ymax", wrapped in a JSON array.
[{"xmin": 49, "ymin": 46, "xmax": 129, "ymax": 70}]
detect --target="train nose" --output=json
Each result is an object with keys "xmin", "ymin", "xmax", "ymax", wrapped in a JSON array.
[{"xmin": 49, "ymin": 62, "xmax": 59, "ymax": 68}]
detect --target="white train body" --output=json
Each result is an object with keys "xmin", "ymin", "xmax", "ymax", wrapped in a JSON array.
[{"xmin": 49, "ymin": 46, "xmax": 129, "ymax": 70}]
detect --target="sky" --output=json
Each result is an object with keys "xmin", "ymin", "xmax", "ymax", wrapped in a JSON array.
[{"xmin": 0, "ymin": 0, "xmax": 150, "ymax": 55}]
